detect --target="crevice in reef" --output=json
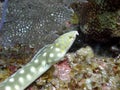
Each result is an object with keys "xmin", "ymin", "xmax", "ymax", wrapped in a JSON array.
[{"xmin": 69, "ymin": 0, "xmax": 120, "ymax": 58}]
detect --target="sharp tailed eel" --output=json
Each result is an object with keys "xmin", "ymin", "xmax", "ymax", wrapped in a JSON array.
[{"xmin": 0, "ymin": 31, "xmax": 78, "ymax": 90}]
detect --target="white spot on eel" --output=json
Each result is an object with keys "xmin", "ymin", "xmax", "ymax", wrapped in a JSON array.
[
  {"xmin": 43, "ymin": 52, "xmax": 47, "ymax": 56},
  {"xmin": 39, "ymin": 67, "xmax": 44, "ymax": 72},
  {"xmin": 34, "ymin": 59, "xmax": 39, "ymax": 63},
  {"xmin": 30, "ymin": 66, "xmax": 36, "ymax": 73},
  {"xmin": 5, "ymin": 86, "xmax": 11, "ymax": 90},
  {"xmin": 14, "ymin": 85, "xmax": 20, "ymax": 90},
  {"xmin": 55, "ymin": 48, "xmax": 60, "ymax": 52},
  {"xmin": 41, "ymin": 60, "xmax": 46, "ymax": 66},
  {"xmin": 26, "ymin": 74, "xmax": 32, "ymax": 80},
  {"xmin": 50, "ymin": 46, "xmax": 54, "ymax": 49},
  {"xmin": 19, "ymin": 77, "xmax": 24, "ymax": 83},
  {"xmin": 57, "ymin": 53, "xmax": 62, "ymax": 57},
  {"xmin": 19, "ymin": 69, "xmax": 25, "ymax": 74},
  {"xmin": 9, "ymin": 78, "xmax": 14, "ymax": 82},
  {"xmin": 49, "ymin": 53, "xmax": 54, "ymax": 57}
]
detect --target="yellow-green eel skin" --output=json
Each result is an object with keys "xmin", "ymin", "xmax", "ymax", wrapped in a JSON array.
[{"xmin": 0, "ymin": 31, "xmax": 78, "ymax": 90}]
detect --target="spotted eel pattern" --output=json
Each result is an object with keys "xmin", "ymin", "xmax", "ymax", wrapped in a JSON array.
[{"xmin": 0, "ymin": 31, "xmax": 78, "ymax": 90}]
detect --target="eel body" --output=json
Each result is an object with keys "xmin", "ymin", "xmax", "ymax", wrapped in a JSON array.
[
  {"xmin": 0, "ymin": 0, "xmax": 8, "ymax": 31},
  {"xmin": 0, "ymin": 31, "xmax": 78, "ymax": 90}
]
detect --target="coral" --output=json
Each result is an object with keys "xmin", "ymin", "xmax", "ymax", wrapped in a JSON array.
[
  {"xmin": 0, "ymin": 0, "xmax": 120, "ymax": 90},
  {"xmin": 29, "ymin": 46, "xmax": 120, "ymax": 90},
  {"xmin": 70, "ymin": 0, "xmax": 120, "ymax": 42},
  {"xmin": 54, "ymin": 59, "xmax": 71, "ymax": 82}
]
